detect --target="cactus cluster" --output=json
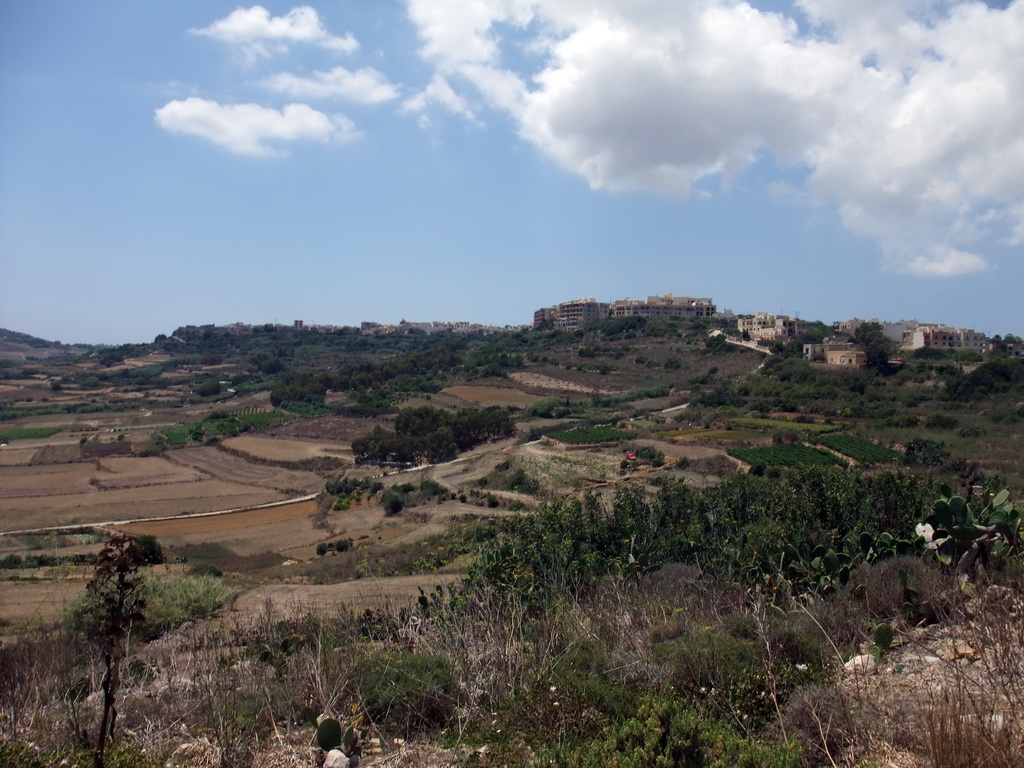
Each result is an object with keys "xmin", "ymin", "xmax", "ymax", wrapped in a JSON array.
[
  {"xmin": 302, "ymin": 709, "xmax": 361, "ymax": 757},
  {"xmin": 918, "ymin": 486, "xmax": 1019, "ymax": 574}
]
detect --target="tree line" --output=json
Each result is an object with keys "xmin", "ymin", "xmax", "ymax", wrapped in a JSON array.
[{"xmin": 352, "ymin": 406, "xmax": 515, "ymax": 464}]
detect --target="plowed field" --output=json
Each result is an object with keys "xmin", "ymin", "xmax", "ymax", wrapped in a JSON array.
[
  {"xmin": 442, "ymin": 385, "xmax": 542, "ymax": 407},
  {"xmin": 221, "ymin": 435, "xmax": 353, "ymax": 464},
  {"xmin": 0, "ymin": 480, "xmax": 283, "ymax": 532},
  {"xmin": 166, "ymin": 446, "xmax": 324, "ymax": 492}
]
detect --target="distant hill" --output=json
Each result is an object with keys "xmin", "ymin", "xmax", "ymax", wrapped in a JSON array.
[{"xmin": 0, "ymin": 328, "xmax": 93, "ymax": 360}]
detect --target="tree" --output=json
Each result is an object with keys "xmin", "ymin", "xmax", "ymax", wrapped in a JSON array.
[
  {"xmin": 853, "ymin": 322, "xmax": 896, "ymax": 372},
  {"xmin": 82, "ymin": 534, "xmax": 148, "ymax": 768}
]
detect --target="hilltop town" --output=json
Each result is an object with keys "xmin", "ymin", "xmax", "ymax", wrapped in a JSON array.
[{"xmin": 533, "ymin": 293, "xmax": 1021, "ymax": 363}]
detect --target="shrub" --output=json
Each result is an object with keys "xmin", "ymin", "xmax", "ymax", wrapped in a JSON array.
[
  {"xmin": 189, "ymin": 562, "xmax": 223, "ymax": 578},
  {"xmin": 142, "ymin": 574, "xmax": 235, "ymax": 637},
  {"xmin": 136, "ymin": 535, "xmax": 164, "ymax": 565},
  {"xmin": 904, "ymin": 438, "xmax": 950, "ymax": 467},
  {"xmin": 655, "ymin": 631, "xmax": 770, "ymax": 725},
  {"xmin": 551, "ymin": 693, "xmax": 800, "ymax": 767},
  {"xmin": 380, "ymin": 487, "xmax": 406, "ymax": 516},
  {"xmin": 358, "ymin": 653, "xmax": 456, "ymax": 735},
  {"xmin": 926, "ymin": 413, "xmax": 959, "ymax": 430}
]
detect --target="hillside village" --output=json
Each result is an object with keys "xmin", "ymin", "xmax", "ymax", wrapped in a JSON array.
[
  {"xmin": 1, "ymin": 301, "xmax": 1023, "ymax": 768},
  {"xmin": 532, "ymin": 293, "xmax": 1023, "ymax": 365}
]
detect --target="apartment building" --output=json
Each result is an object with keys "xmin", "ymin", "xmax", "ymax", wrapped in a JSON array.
[
  {"xmin": 738, "ymin": 313, "xmax": 805, "ymax": 341},
  {"xmin": 839, "ymin": 318, "xmax": 917, "ymax": 344},
  {"xmin": 532, "ymin": 298, "xmax": 610, "ymax": 330},
  {"xmin": 610, "ymin": 294, "xmax": 717, "ymax": 319},
  {"xmin": 554, "ymin": 298, "xmax": 610, "ymax": 330},
  {"xmin": 900, "ymin": 324, "xmax": 987, "ymax": 353}
]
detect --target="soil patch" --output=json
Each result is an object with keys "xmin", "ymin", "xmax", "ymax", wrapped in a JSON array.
[
  {"xmin": 441, "ymin": 385, "xmax": 542, "ymax": 408},
  {"xmin": 222, "ymin": 435, "xmax": 354, "ymax": 464}
]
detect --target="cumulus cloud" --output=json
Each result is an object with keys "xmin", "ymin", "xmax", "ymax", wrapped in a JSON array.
[
  {"xmin": 401, "ymin": 74, "xmax": 479, "ymax": 123},
  {"xmin": 404, "ymin": 0, "xmax": 1024, "ymax": 276},
  {"xmin": 154, "ymin": 98, "xmax": 359, "ymax": 156},
  {"xmin": 191, "ymin": 5, "xmax": 357, "ymax": 60},
  {"xmin": 263, "ymin": 66, "xmax": 399, "ymax": 103}
]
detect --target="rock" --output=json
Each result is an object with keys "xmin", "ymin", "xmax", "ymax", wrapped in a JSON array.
[
  {"xmin": 935, "ymin": 639, "xmax": 981, "ymax": 662},
  {"xmin": 844, "ymin": 654, "xmax": 877, "ymax": 674},
  {"xmin": 324, "ymin": 749, "xmax": 350, "ymax": 768}
]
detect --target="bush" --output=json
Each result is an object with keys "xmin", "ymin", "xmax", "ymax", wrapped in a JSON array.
[
  {"xmin": 358, "ymin": 652, "xmax": 456, "ymax": 734},
  {"xmin": 926, "ymin": 413, "xmax": 959, "ymax": 430},
  {"xmin": 190, "ymin": 562, "xmax": 223, "ymax": 577},
  {"xmin": 904, "ymin": 438, "xmax": 951, "ymax": 467},
  {"xmin": 380, "ymin": 487, "xmax": 406, "ymax": 515},
  {"xmin": 136, "ymin": 534, "xmax": 164, "ymax": 565},
  {"xmin": 140, "ymin": 574, "xmax": 237, "ymax": 638},
  {"xmin": 654, "ymin": 631, "xmax": 770, "ymax": 724},
  {"xmin": 552, "ymin": 693, "xmax": 800, "ymax": 767}
]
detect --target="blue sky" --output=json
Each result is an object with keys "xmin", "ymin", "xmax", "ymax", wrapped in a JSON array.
[{"xmin": 1, "ymin": 0, "xmax": 1022, "ymax": 344}]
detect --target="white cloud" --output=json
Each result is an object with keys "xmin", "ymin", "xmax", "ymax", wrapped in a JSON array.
[
  {"xmin": 263, "ymin": 66, "xmax": 399, "ymax": 103},
  {"xmin": 401, "ymin": 74, "xmax": 479, "ymax": 123},
  {"xmin": 898, "ymin": 246, "xmax": 991, "ymax": 278},
  {"xmin": 154, "ymin": 98, "xmax": 359, "ymax": 156},
  {"xmin": 404, "ymin": 0, "xmax": 1024, "ymax": 276},
  {"xmin": 191, "ymin": 6, "xmax": 357, "ymax": 60}
]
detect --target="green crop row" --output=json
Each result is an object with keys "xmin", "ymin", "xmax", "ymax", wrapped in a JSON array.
[
  {"xmin": 728, "ymin": 445, "xmax": 847, "ymax": 467},
  {"xmin": 0, "ymin": 426, "xmax": 62, "ymax": 441},
  {"xmin": 816, "ymin": 435, "xmax": 902, "ymax": 464},
  {"xmin": 160, "ymin": 425, "xmax": 192, "ymax": 445},
  {"xmin": 728, "ymin": 418, "xmax": 844, "ymax": 434}
]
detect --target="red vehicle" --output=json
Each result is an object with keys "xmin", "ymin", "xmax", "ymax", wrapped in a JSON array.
[{"xmin": 625, "ymin": 451, "xmax": 636, "ymax": 461}]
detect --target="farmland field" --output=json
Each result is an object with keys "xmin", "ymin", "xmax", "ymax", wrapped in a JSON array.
[
  {"xmin": 119, "ymin": 498, "xmax": 323, "ymax": 556},
  {"xmin": 548, "ymin": 426, "xmax": 633, "ymax": 444},
  {"xmin": 0, "ymin": 427, "xmax": 62, "ymax": 441},
  {"xmin": 816, "ymin": 434, "xmax": 903, "ymax": 464},
  {"xmin": 659, "ymin": 428, "xmax": 768, "ymax": 442},
  {"xmin": 221, "ymin": 435, "xmax": 353, "ymax": 464},
  {"xmin": 728, "ymin": 445, "xmax": 848, "ymax": 467},
  {"xmin": 727, "ymin": 418, "xmax": 845, "ymax": 434},
  {"xmin": 165, "ymin": 446, "xmax": 325, "ymax": 492},
  {"xmin": 0, "ymin": 479, "xmax": 285, "ymax": 532},
  {"xmin": 442, "ymin": 385, "xmax": 542, "ymax": 408},
  {"xmin": 0, "ymin": 446, "xmax": 37, "ymax": 466}
]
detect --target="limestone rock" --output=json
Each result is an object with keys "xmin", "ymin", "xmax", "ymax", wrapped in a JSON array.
[
  {"xmin": 324, "ymin": 749, "xmax": 350, "ymax": 768},
  {"xmin": 844, "ymin": 654, "xmax": 877, "ymax": 674}
]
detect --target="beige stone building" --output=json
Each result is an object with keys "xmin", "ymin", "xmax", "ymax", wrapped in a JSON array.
[
  {"xmin": 900, "ymin": 324, "xmax": 987, "ymax": 353},
  {"xmin": 738, "ymin": 313, "xmax": 806, "ymax": 341},
  {"xmin": 532, "ymin": 298, "xmax": 611, "ymax": 330},
  {"xmin": 610, "ymin": 294, "xmax": 716, "ymax": 319}
]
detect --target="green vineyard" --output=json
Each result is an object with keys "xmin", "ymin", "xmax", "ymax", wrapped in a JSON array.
[
  {"xmin": 0, "ymin": 426, "xmax": 62, "ymax": 441},
  {"xmin": 161, "ymin": 408, "xmax": 294, "ymax": 445},
  {"xmin": 728, "ymin": 444, "xmax": 847, "ymax": 467},
  {"xmin": 816, "ymin": 434, "xmax": 902, "ymax": 464}
]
